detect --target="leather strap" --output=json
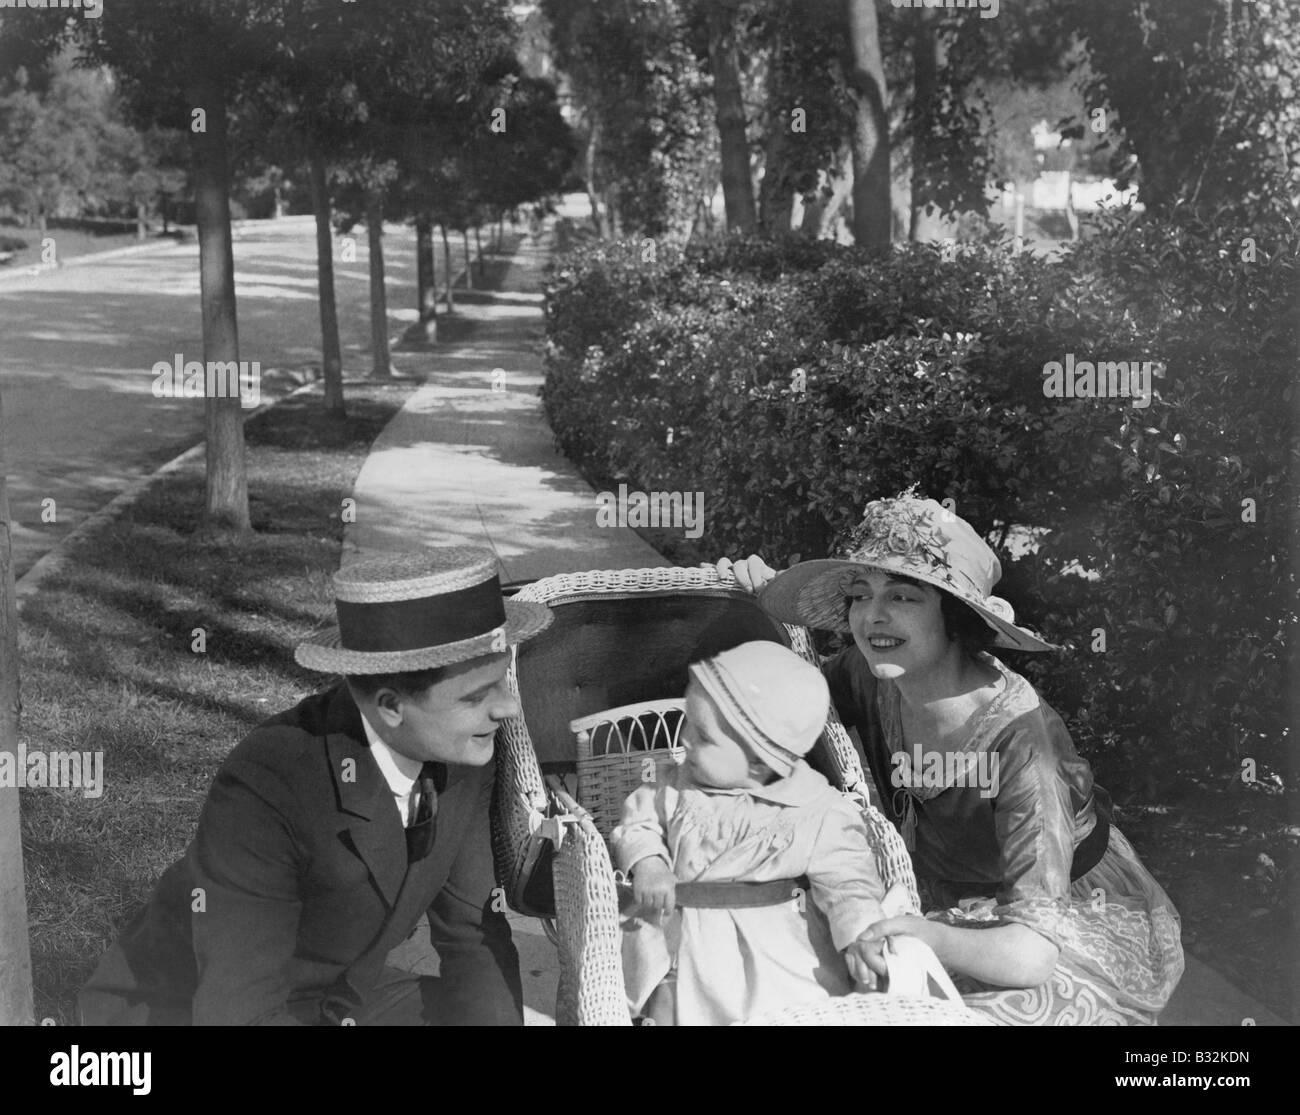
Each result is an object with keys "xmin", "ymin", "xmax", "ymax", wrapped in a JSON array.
[{"xmin": 619, "ymin": 876, "xmax": 809, "ymax": 912}]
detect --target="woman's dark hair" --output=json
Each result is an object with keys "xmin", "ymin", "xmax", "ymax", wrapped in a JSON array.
[
  {"xmin": 938, "ymin": 594, "xmax": 999, "ymax": 656},
  {"xmin": 345, "ymin": 666, "xmax": 450, "ymax": 700},
  {"xmin": 843, "ymin": 572, "xmax": 998, "ymax": 656}
]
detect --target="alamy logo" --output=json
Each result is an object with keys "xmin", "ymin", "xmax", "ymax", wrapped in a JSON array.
[
  {"xmin": 50, "ymin": 1047, "xmax": 150, "ymax": 1095},
  {"xmin": 1041, "ymin": 354, "xmax": 1157, "ymax": 409},
  {"xmin": 595, "ymin": 483, "xmax": 704, "ymax": 539},
  {"xmin": 892, "ymin": 0, "xmax": 999, "ymax": 18},
  {"xmin": 890, "ymin": 746, "xmax": 1000, "ymax": 799},
  {"xmin": 152, "ymin": 354, "xmax": 261, "ymax": 409},
  {"xmin": 0, "ymin": 0, "xmax": 102, "ymax": 17},
  {"xmin": 0, "ymin": 745, "xmax": 104, "ymax": 798}
]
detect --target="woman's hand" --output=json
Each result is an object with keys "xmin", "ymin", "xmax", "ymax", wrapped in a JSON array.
[
  {"xmin": 631, "ymin": 857, "xmax": 676, "ymax": 920},
  {"xmin": 713, "ymin": 555, "xmax": 778, "ymax": 594}
]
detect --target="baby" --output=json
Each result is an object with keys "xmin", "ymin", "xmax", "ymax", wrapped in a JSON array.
[{"xmin": 611, "ymin": 640, "xmax": 890, "ymax": 1025}]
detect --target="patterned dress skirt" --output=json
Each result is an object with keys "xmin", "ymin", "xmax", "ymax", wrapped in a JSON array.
[{"xmin": 926, "ymin": 827, "xmax": 1185, "ymax": 1026}]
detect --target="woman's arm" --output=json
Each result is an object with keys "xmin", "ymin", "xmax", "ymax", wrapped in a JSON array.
[
  {"xmin": 928, "ymin": 920, "xmax": 1060, "ymax": 987},
  {"xmin": 861, "ymin": 914, "xmax": 1060, "ymax": 988}
]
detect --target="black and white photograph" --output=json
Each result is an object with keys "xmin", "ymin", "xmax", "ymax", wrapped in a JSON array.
[{"xmin": 0, "ymin": 0, "xmax": 1295, "ymax": 1077}]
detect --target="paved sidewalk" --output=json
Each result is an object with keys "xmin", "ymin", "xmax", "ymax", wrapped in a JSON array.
[{"xmin": 341, "ymin": 203, "xmax": 1287, "ymax": 1028}]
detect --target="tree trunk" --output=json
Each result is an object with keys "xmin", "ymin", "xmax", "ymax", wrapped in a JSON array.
[
  {"xmin": 462, "ymin": 229, "xmax": 473, "ymax": 290},
  {"xmin": 908, "ymin": 13, "xmax": 938, "ymax": 241},
  {"xmin": 759, "ymin": 125, "xmax": 795, "ymax": 236},
  {"xmin": 1064, "ymin": 171, "xmax": 1079, "ymax": 241},
  {"xmin": 189, "ymin": 73, "xmax": 250, "ymax": 530},
  {"xmin": 707, "ymin": 0, "xmax": 757, "ymax": 234},
  {"xmin": 474, "ymin": 226, "xmax": 484, "ymax": 279},
  {"xmin": 841, "ymin": 0, "xmax": 891, "ymax": 254},
  {"xmin": 415, "ymin": 217, "xmax": 437, "ymax": 335},
  {"xmin": 584, "ymin": 122, "xmax": 607, "ymax": 237},
  {"xmin": 308, "ymin": 147, "xmax": 345, "ymax": 416},
  {"xmin": 135, "ymin": 201, "xmax": 148, "ymax": 241},
  {"xmin": 495, "ymin": 214, "xmax": 503, "ymax": 253},
  {"xmin": 758, "ymin": 18, "xmax": 796, "ymax": 237},
  {"xmin": 366, "ymin": 191, "xmax": 392, "ymax": 378},
  {"xmin": 440, "ymin": 225, "xmax": 455, "ymax": 312},
  {"xmin": 801, "ymin": 141, "xmax": 853, "ymax": 239},
  {"xmin": 0, "ymin": 389, "xmax": 34, "ymax": 1027}
]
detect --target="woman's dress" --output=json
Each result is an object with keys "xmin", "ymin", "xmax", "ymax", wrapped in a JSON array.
[{"xmin": 824, "ymin": 648, "xmax": 1184, "ymax": 1025}]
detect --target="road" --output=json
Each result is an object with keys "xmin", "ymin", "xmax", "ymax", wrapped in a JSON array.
[{"xmin": 0, "ymin": 215, "xmax": 423, "ymax": 578}]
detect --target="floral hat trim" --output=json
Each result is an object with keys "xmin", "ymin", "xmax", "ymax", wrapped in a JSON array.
[{"xmin": 843, "ymin": 495, "xmax": 983, "ymax": 597}]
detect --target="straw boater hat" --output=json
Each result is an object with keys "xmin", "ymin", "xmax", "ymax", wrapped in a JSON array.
[
  {"xmin": 295, "ymin": 547, "xmax": 552, "ymax": 675},
  {"xmin": 688, "ymin": 641, "xmax": 830, "ymax": 777},
  {"xmin": 758, "ymin": 492, "xmax": 1055, "ymax": 654}
]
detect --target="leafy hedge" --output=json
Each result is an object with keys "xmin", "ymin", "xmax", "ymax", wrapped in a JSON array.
[{"xmin": 540, "ymin": 216, "xmax": 1297, "ymax": 796}]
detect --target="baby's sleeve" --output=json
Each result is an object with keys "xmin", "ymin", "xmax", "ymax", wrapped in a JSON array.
[
  {"xmin": 610, "ymin": 781, "xmax": 673, "ymax": 875},
  {"xmin": 805, "ymin": 796, "xmax": 887, "ymax": 952}
]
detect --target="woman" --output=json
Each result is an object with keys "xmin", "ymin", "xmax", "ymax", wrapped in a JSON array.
[{"xmin": 719, "ymin": 492, "xmax": 1184, "ymax": 1025}]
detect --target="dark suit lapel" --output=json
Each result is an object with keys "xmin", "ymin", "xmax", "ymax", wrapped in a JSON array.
[{"xmin": 323, "ymin": 685, "xmax": 407, "ymax": 908}]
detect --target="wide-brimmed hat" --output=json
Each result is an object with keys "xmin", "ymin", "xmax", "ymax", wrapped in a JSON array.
[
  {"xmin": 296, "ymin": 547, "xmax": 552, "ymax": 675},
  {"xmin": 688, "ymin": 641, "xmax": 830, "ymax": 777},
  {"xmin": 758, "ymin": 493, "xmax": 1055, "ymax": 653}
]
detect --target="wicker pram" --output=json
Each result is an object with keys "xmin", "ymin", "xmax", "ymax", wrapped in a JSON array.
[{"xmin": 489, "ymin": 566, "xmax": 986, "ymax": 1026}]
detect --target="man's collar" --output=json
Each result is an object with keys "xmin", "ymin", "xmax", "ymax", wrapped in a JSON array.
[{"xmin": 358, "ymin": 708, "xmax": 423, "ymax": 791}]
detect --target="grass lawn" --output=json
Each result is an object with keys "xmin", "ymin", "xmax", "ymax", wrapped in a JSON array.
[
  {"xmin": 0, "ymin": 224, "xmax": 150, "ymax": 269},
  {"xmin": 18, "ymin": 382, "xmax": 415, "ymax": 1023}
]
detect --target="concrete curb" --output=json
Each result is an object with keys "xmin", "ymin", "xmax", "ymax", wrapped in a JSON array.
[
  {"xmin": 0, "ymin": 239, "xmax": 175, "ymax": 288},
  {"xmin": 13, "ymin": 379, "xmax": 319, "ymax": 613},
  {"xmin": 0, "ymin": 216, "xmax": 306, "ymax": 288}
]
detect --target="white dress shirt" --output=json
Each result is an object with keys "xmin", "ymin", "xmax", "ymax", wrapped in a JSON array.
[{"xmin": 359, "ymin": 711, "xmax": 424, "ymax": 826}]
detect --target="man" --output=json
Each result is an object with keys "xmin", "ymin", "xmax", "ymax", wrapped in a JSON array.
[{"xmin": 80, "ymin": 547, "xmax": 552, "ymax": 1025}]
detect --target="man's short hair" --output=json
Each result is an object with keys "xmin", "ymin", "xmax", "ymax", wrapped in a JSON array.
[{"xmin": 345, "ymin": 666, "xmax": 450, "ymax": 700}]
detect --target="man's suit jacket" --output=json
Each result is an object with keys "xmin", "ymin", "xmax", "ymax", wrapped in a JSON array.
[{"xmin": 80, "ymin": 682, "xmax": 522, "ymax": 1026}]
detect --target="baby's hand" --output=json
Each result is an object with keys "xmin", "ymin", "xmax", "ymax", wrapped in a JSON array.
[
  {"xmin": 631, "ymin": 857, "xmax": 676, "ymax": 919},
  {"xmin": 843, "ymin": 932, "xmax": 889, "ymax": 992}
]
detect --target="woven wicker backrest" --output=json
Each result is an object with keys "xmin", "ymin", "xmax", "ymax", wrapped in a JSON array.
[
  {"xmin": 572, "ymin": 699, "xmax": 685, "ymax": 840},
  {"xmin": 515, "ymin": 589, "xmax": 789, "ymax": 767}
]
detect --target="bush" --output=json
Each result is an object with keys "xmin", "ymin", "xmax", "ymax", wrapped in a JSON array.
[
  {"xmin": 1012, "ymin": 209, "xmax": 1296, "ymax": 795},
  {"xmin": 541, "ymin": 214, "xmax": 1296, "ymax": 796},
  {"xmin": 0, "ymin": 233, "xmax": 30, "ymax": 253}
]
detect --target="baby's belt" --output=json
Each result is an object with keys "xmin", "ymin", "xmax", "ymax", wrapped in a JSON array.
[{"xmin": 618, "ymin": 876, "xmax": 810, "ymax": 912}]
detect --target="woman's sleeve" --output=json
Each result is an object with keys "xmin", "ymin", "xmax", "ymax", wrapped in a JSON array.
[{"xmin": 988, "ymin": 722, "xmax": 1077, "ymax": 948}]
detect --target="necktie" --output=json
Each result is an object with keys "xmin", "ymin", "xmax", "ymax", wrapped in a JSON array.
[{"xmin": 405, "ymin": 762, "xmax": 443, "ymax": 863}]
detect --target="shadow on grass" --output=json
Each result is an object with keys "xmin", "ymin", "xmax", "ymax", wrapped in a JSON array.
[{"xmin": 18, "ymin": 384, "xmax": 415, "ymax": 1023}]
